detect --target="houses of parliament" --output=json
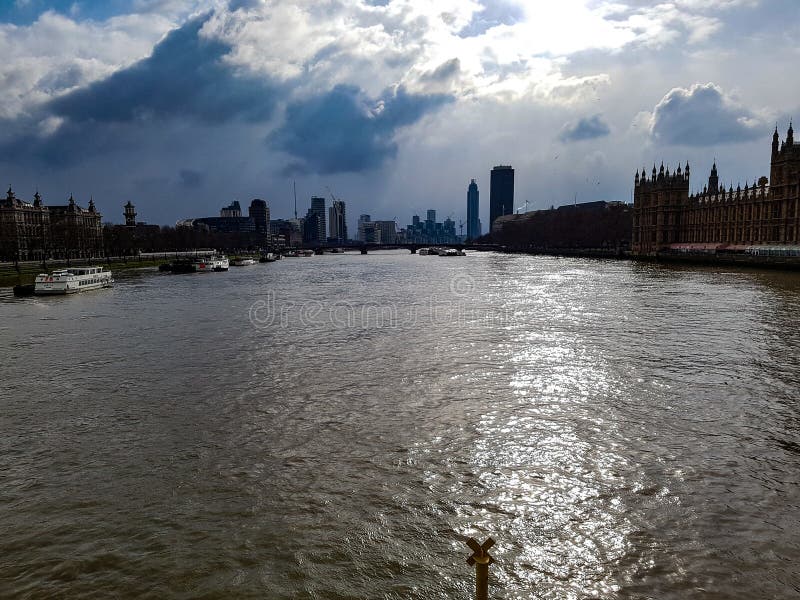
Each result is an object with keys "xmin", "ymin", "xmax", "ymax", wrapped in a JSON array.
[{"xmin": 632, "ymin": 124, "xmax": 800, "ymax": 254}]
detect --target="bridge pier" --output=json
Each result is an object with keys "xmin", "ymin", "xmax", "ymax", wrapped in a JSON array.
[
  {"xmin": 409, "ymin": 247, "xmax": 417, "ymax": 254},
  {"xmin": 360, "ymin": 247, "xmax": 368, "ymax": 255}
]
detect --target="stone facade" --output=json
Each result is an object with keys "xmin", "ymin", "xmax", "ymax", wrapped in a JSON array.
[
  {"xmin": 0, "ymin": 188, "xmax": 102, "ymax": 261},
  {"xmin": 633, "ymin": 125, "xmax": 800, "ymax": 255}
]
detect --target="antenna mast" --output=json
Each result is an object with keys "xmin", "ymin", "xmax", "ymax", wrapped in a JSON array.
[{"xmin": 293, "ymin": 180, "xmax": 297, "ymax": 219}]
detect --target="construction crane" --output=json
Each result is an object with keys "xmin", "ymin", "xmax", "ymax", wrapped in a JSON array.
[{"xmin": 326, "ymin": 185, "xmax": 338, "ymax": 204}]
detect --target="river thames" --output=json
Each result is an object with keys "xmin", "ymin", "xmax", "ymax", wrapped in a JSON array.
[{"xmin": 1, "ymin": 252, "xmax": 799, "ymax": 599}]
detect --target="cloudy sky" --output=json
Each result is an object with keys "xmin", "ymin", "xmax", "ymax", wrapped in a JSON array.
[{"xmin": 1, "ymin": 0, "xmax": 799, "ymax": 230}]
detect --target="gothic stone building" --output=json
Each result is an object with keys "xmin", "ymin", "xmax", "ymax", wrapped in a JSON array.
[
  {"xmin": 632, "ymin": 124, "xmax": 800, "ymax": 255},
  {"xmin": 0, "ymin": 187, "xmax": 103, "ymax": 261}
]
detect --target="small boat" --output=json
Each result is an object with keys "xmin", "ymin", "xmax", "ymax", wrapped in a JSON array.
[
  {"xmin": 283, "ymin": 250, "xmax": 299, "ymax": 258},
  {"xmin": 439, "ymin": 248, "xmax": 464, "ymax": 257},
  {"xmin": 418, "ymin": 247, "xmax": 432, "ymax": 255},
  {"xmin": 299, "ymin": 249, "xmax": 314, "ymax": 257},
  {"xmin": 260, "ymin": 252, "xmax": 278, "ymax": 263},
  {"xmin": 231, "ymin": 257, "xmax": 257, "ymax": 266},
  {"xmin": 213, "ymin": 254, "xmax": 230, "ymax": 271},
  {"xmin": 34, "ymin": 266, "xmax": 113, "ymax": 295}
]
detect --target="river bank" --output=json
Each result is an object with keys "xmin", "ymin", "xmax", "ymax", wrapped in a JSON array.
[
  {"xmin": 502, "ymin": 246, "xmax": 800, "ymax": 271},
  {"xmin": 0, "ymin": 255, "xmax": 176, "ymax": 287}
]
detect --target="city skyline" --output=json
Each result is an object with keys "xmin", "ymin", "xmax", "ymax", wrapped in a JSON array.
[{"xmin": 1, "ymin": 1, "xmax": 799, "ymax": 228}]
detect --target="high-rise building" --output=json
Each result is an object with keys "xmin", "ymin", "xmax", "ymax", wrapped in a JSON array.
[
  {"xmin": 328, "ymin": 200, "xmax": 347, "ymax": 243},
  {"xmin": 303, "ymin": 211, "xmax": 322, "ymax": 245},
  {"xmin": 373, "ymin": 220, "xmax": 397, "ymax": 244},
  {"xmin": 248, "ymin": 199, "xmax": 269, "ymax": 234},
  {"xmin": 467, "ymin": 179, "xmax": 479, "ymax": 240},
  {"xmin": 489, "ymin": 165, "xmax": 514, "ymax": 229},
  {"xmin": 358, "ymin": 219, "xmax": 378, "ymax": 243},
  {"xmin": 306, "ymin": 196, "xmax": 326, "ymax": 245}
]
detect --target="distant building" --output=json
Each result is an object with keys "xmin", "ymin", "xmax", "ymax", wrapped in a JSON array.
[
  {"xmin": 191, "ymin": 200, "xmax": 256, "ymax": 233},
  {"xmin": 492, "ymin": 200, "xmax": 631, "ymax": 249},
  {"xmin": 404, "ymin": 209, "xmax": 458, "ymax": 245},
  {"xmin": 271, "ymin": 218, "xmax": 302, "ymax": 247},
  {"xmin": 303, "ymin": 196, "xmax": 326, "ymax": 245},
  {"xmin": 467, "ymin": 179, "xmax": 479, "ymax": 240},
  {"xmin": 373, "ymin": 220, "xmax": 397, "ymax": 244},
  {"xmin": 47, "ymin": 195, "xmax": 104, "ymax": 259},
  {"xmin": 356, "ymin": 215, "xmax": 375, "ymax": 243},
  {"xmin": 124, "ymin": 201, "xmax": 137, "ymax": 227},
  {"xmin": 248, "ymin": 199, "xmax": 270, "ymax": 234},
  {"xmin": 358, "ymin": 220, "xmax": 378, "ymax": 243},
  {"xmin": 329, "ymin": 199, "xmax": 347, "ymax": 243},
  {"xmin": 490, "ymin": 165, "xmax": 514, "ymax": 229},
  {"xmin": 0, "ymin": 188, "xmax": 51, "ymax": 261},
  {"xmin": 632, "ymin": 124, "xmax": 800, "ymax": 254},
  {"xmin": 220, "ymin": 201, "xmax": 242, "ymax": 218},
  {"xmin": 303, "ymin": 210, "xmax": 323, "ymax": 245}
]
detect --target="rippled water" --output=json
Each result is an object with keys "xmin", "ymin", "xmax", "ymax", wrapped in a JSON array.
[{"xmin": 2, "ymin": 252, "xmax": 800, "ymax": 599}]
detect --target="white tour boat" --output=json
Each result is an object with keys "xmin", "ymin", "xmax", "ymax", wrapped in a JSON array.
[
  {"xmin": 213, "ymin": 254, "xmax": 230, "ymax": 271},
  {"xmin": 34, "ymin": 266, "xmax": 113, "ymax": 295},
  {"xmin": 192, "ymin": 254, "xmax": 229, "ymax": 272}
]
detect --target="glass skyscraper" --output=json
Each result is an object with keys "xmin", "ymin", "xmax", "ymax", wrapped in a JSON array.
[{"xmin": 489, "ymin": 165, "xmax": 514, "ymax": 229}]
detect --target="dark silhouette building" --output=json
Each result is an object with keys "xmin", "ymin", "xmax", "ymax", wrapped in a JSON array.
[
  {"xmin": 632, "ymin": 124, "xmax": 800, "ymax": 254},
  {"xmin": 305, "ymin": 196, "xmax": 326, "ymax": 245},
  {"xmin": 124, "ymin": 201, "xmax": 137, "ymax": 227},
  {"xmin": 48, "ymin": 195, "xmax": 104, "ymax": 259},
  {"xmin": 0, "ymin": 188, "xmax": 52, "ymax": 261},
  {"xmin": 248, "ymin": 199, "xmax": 269, "ymax": 233},
  {"xmin": 490, "ymin": 165, "xmax": 514, "ymax": 229},
  {"xmin": 491, "ymin": 200, "xmax": 631, "ymax": 249},
  {"xmin": 303, "ymin": 210, "xmax": 323, "ymax": 245},
  {"xmin": 467, "ymin": 179, "xmax": 479, "ymax": 240}
]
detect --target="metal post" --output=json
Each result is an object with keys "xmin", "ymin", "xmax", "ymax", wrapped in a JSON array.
[{"xmin": 466, "ymin": 537, "xmax": 495, "ymax": 600}]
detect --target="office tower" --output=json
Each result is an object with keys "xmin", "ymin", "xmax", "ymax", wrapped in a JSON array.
[
  {"xmin": 309, "ymin": 196, "xmax": 326, "ymax": 245},
  {"xmin": 358, "ymin": 220, "xmax": 378, "ymax": 243},
  {"xmin": 489, "ymin": 165, "xmax": 514, "ymax": 229},
  {"xmin": 303, "ymin": 210, "xmax": 322, "ymax": 244},
  {"xmin": 248, "ymin": 199, "xmax": 269, "ymax": 233},
  {"xmin": 373, "ymin": 220, "xmax": 397, "ymax": 244},
  {"xmin": 328, "ymin": 200, "xmax": 347, "ymax": 243},
  {"xmin": 466, "ymin": 179, "xmax": 479, "ymax": 240},
  {"xmin": 425, "ymin": 209, "xmax": 436, "ymax": 237}
]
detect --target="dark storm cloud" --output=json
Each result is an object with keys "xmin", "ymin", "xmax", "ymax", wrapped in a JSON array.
[
  {"xmin": 559, "ymin": 114, "xmax": 611, "ymax": 142},
  {"xmin": 269, "ymin": 84, "xmax": 452, "ymax": 174},
  {"xmin": 0, "ymin": 12, "xmax": 282, "ymax": 168},
  {"xmin": 48, "ymin": 14, "xmax": 279, "ymax": 124},
  {"xmin": 459, "ymin": 0, "xmax": 524, "ymax": 38},
  {"xmin": 649, "ymin": 83, "xmax": 763, "ymax": 146}
]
